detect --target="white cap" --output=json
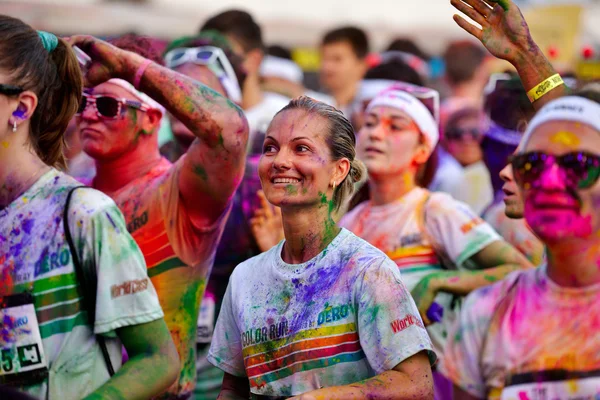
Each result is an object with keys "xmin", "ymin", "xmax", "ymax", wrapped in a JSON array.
[
  {"xmin": 366, "ymin": 87, "xmax": 439, "ymax": 150},
  {"xmin": 521, "ymin": 96, "xmax": 600, "ymax": 150},
  {"xmin": 259, "ymin": 55, "xmax": 304, "ymax": 84}
]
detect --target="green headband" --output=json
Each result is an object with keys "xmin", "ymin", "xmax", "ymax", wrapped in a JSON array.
[{"xmin": 38, "ymin": 31, "xmax": 58, "ymax": 53}]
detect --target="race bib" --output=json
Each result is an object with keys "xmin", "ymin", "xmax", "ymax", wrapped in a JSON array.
[
  {"xmin": 197, "ymin": 293, "xmax": 215, "ymax": 344},
  {"xmin": 501, "ymin": 376, "xmax": 600, "ymax": 400},
  {"xmin": 0, "ymin": 293, "xmax": 48, "ymax": 385}
]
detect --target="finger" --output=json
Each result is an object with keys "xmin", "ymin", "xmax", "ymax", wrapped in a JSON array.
[
  {"xmin": 256, "ymin": 190, "xmax": 273, "ymax": 218},
  {"xmin": 452, "ymin": 14, "xmax": 484, "ymax": 41},
  {"xmin": 419, "ymin": 310, "xmax": 432, "ymax": 327},
  {"xmin": 451, "ymin": 0, "xmax": 488, "ymax": 26},
  {"xmin": 63, "ymin": 35, "xmax": 96, "ymax": 52},
  {"xmin": 455, "ymin": 0, "xmax": 493, "ymax": 18}
]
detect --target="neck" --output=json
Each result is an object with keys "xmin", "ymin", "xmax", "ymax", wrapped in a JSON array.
[
  {"xmin": 546, "ymin": 236, "xmax": 600, "ymax": 288},
  {"xmin": 0, "ymin": 140, "xmax": 49, "ymax": 208},
  {"xmin": 368, "ymin": 169, "xmax": 417, "ymax": 206},
  {"xmin": 451, "ymin": 82, "xmax": 484, "ymax": 106},
  {"xmin": 281, "ymin": 196, "xmax": 340, "ymax": 264},
  {"xmin": 242, "ymin": 73, "xmax": 264, "ymax": 110},
  {"xmin": 92, "ymin": 145, "xmax": 162, "ymax": 193},
  {"xmin": 332, "ymin": 83, "xmax": 358, "ymax": 110}
]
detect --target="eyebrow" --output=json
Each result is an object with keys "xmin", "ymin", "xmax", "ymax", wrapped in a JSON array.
[{"xmin": 264, "ymin": 135, "xmax": 315, "ymax": 143}]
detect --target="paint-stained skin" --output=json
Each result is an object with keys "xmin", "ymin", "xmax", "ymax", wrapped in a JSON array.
[{"xmin": 66, "ymin": 34, "xmax": 249, "ymax": 398}]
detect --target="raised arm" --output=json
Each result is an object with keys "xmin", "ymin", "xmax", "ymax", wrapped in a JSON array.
[
  {"xmin": 67, "ymin": 35, "xmax": 249, "ymax": 227},
  {"xmin": 451, "ymin": 0, "xmax": 568, "ymax": 109}
]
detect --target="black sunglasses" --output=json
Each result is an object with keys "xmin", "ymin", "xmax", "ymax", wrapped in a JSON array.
[
  {"xmin": 511, "ymin": 151, "xmax": 600, "ymax": 190},
  {"xmin": 0, "ymin": 84, "xmax": 24, "ymax": 96},
  {"xmin": 445, "ymin": 127, "xmax": 483, "ymax": 141}
]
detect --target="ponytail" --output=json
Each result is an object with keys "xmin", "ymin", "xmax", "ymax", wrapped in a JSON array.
[{"xmin": 0, "ymin": 16, "xmax": 82, "ymax": 169}]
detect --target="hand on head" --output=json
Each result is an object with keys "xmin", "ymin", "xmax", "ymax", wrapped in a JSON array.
[{"xmin": 64, "ymin": 35, "xmax": 142, "ymax": 88}]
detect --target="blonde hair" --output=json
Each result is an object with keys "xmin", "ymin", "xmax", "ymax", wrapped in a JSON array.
[{"xmin": 276, "ymin": 96, "xmax": 366, "ymax": 210}]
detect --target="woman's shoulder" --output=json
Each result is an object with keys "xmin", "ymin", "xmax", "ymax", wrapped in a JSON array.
[{"xmin": 339, "ymin": 230, "xmax": 394, "ymax": 269}]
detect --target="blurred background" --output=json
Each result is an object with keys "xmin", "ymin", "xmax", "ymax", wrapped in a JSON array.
[{"xmin": 2, "ymin": 0, "xmax": 599, "ymax": 84}]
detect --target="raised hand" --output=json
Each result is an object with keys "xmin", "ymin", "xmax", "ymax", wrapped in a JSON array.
[
  {"xmin": 64, "ymin": 35, "xmax": 142, "ymax": 87},
  {"xmin": 450, "ymin": 0, "xmax": 567, "ymax": 108},
  {"xmin": 451, "ymin": 0, "xmax": 535, "ymax": 65},
  {"xmin": 250, "ymin": 190, "xmax": 285, "ymax": 252}
]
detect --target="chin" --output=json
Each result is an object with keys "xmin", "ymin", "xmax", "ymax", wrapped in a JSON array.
[{"xmin": 526, "ymin": 211, "xmax": 593, "ymax": 240}]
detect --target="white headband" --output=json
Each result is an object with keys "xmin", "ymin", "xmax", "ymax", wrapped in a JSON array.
[
  {"xmin": 259, "ymin": 55, "xmax": 304, "ymax": 84},
  {"xmin": 107, "ymin": 78, "xmax": 165, "ymax": 116},
  {"xmin": 356, "ymin": 79, "xmax": 398, "ymax": 104},
  {"xmin": 521, "ymin": 96, "xmax": 600, "ymax": 150},
  {"xmin": 366, "ymin": 88, "xmax": 439, "ymax": 149}
]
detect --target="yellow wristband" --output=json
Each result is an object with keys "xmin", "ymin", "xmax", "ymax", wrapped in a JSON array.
[{"xmin": 527, "ymin": 74, "xmax": 564, "ymax": 103}]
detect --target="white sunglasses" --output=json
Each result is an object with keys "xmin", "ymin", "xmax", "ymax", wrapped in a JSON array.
[{"xmin": 164, "ymin": 46, "xmax": 242, "ymax": 103}]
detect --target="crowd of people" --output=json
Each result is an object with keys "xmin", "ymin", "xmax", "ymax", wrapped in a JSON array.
[{"xmin": 1, "ymin": 0, "xmax": 599, "ymax": 398}]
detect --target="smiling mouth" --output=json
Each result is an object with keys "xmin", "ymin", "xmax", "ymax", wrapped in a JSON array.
[{"xmin": 272, "ymin": 178, "xmax": 301, "ymax": 184}]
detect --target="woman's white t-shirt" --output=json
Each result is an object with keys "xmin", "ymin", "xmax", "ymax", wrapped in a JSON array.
[{"xmin": 208, "ymin": 228, "xmax": 434, "ymax": 397}]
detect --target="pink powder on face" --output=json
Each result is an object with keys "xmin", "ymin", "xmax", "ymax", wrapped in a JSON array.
[{"xmin": 525, "ymin": 202, "xmax": 592, "ymax": 240}]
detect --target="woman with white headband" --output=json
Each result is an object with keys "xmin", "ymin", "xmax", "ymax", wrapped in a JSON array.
[
  {"xmin": 208, "ymin": 97, "xmax": 436, "ymax": 399},
  {"xmin": 0, "ymin": 16, "xmax": 178, "ymax": 399},
  {"xmin": 443, "ymin": 94, "xmax": 600, "ymax": 399},
  {"xmin": 339, "ymin": 86, "xmax": 532, "ymax": 395}
]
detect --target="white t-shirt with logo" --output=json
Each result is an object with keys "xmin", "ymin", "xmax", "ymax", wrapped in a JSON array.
[
  {"xmin": 207, "ymin": 228, "xmax": 434, "ymax": 397},
  {"xmin": 340, "ymin": 187, "xmax": 501, "ymax": 356},
  {"xmin": 0, "ymin": 169, "xmax": 164, "ymax": 399},
  {"xmin": 442, "ymin": 265, "xmax": 600, "ymax": 399}
]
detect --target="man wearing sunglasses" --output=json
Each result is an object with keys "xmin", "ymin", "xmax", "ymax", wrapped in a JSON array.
[
  {"xmin": 443, "ymin": 94, "xmax": 600, "ymax": 399},
  {"xmin": 68, "ymin": 33, "xmax": 248, "ymax": 399}
]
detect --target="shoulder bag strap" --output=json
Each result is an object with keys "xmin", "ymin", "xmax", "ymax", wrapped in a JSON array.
[{"xmin": 63, "ymin": 186, "xmax": 115, "ymax": 376}]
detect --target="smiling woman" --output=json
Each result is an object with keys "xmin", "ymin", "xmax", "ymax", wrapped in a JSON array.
[{"xmin": 208, "ymin": 96, "xmax": 436, "ymax": 400}]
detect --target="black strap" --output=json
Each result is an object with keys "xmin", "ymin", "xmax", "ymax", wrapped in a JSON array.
[{"xmin": 63, "ymin": 186, "xmax": 115, "ymax": 376}]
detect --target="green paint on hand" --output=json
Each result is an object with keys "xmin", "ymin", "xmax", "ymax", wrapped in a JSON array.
[
  {"xmin": 484, "ymin": 275, "xmax": 498, "ymax": 283},
  {"xmin": 496, "ymin": 0, "xmax": 510, "ymax": 11},
  {"xmin": 193, "ymin": 164, "xmax": 208, "ymax": 181}
]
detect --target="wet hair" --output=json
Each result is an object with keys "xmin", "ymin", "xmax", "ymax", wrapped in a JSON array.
[
  {"xmin": 443, "ymin": 40, "xmax": 487, "ymax": 85},
  {"xmin": 364, "ymin": 60, "xmax": 424, "ymax": 86},
  {"xmin": 109, "ymin": 33, "xmax": 165, "ymax": 66},
  {"xmin": 321, "ymin": 26, "xmax": 369, "ymax": 59},
  {"xmin": 200, "ymin": 10, "xmax": 263, "ymax": 53},
  {"xmin": 0, "ymin": 15, "xmax": 82, "ymax": 169},
  {"xmin": 386, "ymin": 38, "xmax": 430, "ymax": 61},
  {"xmin": 275, "ymin": 96, "xmax": 366, "ymax": 210},
  {"xmin": 164, "ymin": 31, "xmax": 247, "ymax": 88}
]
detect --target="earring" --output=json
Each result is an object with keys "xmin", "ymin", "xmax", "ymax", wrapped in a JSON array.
[
  {"xmin": 333, "ymin": 180, "xmax": 337, "ymax": 190},
  {"xmin": 12, "ymin": 120, "xmax": 17, "ymax": 133}
]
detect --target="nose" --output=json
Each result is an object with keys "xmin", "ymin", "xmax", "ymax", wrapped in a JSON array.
[
  {"xmin": 499, "ymin": 163, "xmax": 512, "ymax": 183},
  {"xmin": 367, "ymin": 122, "xmax": 386, "ymax": 141},
  {"xmin": 80, "ymin": 100, "xmax": 99, "ymax": 122},
  {"xmin": 537, "ymin": 163, "xmax": 567, "ymax": 190},
  {"xmin": 272, "ymin": 147, "xmax": 292, "ymax": 171}
]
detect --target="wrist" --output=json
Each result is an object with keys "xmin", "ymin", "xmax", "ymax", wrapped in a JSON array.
[{"xmin": 116, "ymin": 52, "xmax": 148, "ymax": 83}]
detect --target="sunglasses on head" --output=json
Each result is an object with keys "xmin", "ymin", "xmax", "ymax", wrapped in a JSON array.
[
  {"xmin": 76, "ymin": 93, "xmax": 150, "ymax": 119},
  {"xmin": 511, "ymin": 151, "xmax": 600, "ymax": 190},
  {"xmin": 0, "ymin": 84, "xmax": 24, "ymax": 97},
  {"xmin": 164, "ymin": 46, "xmax": 241, "ymax": 102}
]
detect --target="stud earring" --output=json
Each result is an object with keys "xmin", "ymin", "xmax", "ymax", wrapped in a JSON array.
[{"xmin": 12, "ymin": 120, "xmax": 17, "ymax": 133}]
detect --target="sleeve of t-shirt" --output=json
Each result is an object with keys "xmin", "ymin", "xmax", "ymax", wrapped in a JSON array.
[
  {"xmin": 354, "ymin": 256, "xmax": 436, "ymax": 373},
  {"xmin": 160, "ymin": 159, "xmax": 231, "ymax": 267},
  {"xmin": 207, "ymin": 272, "xmax": 246, "ymax": 377},
  {"xmin": 70, "ymin": 189, "xmax": 164, "ymax": 336},
  {"xmin": 425, "ymin": 193, "xmax": 501, "ymax": 269},
  {"xmin": 440, "ymin": 283, "xmax": 501, "ymax": 398}
]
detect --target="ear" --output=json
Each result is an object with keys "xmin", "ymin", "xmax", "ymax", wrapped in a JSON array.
[
  {"xmin": 141, "ymin": 109, "xmax": 162, "ymax": 135},
  {"xmin": 412, "ymin": 144, "xmax": 430, "ymax": 165},
  {"xmin": 332, "ymin": 158, "xmax": 351, "ymax": 187},
  {"xmin": 9, "ymin": 91, "xmax": 38, "ymax": 126}
]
